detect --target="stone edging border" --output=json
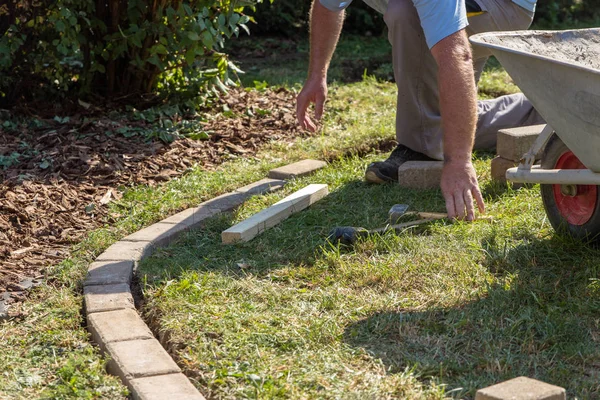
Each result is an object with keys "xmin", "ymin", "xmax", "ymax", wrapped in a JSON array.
[{"xmin": 83, "ymin": 178, "xmax": 287, "ymax": 400}]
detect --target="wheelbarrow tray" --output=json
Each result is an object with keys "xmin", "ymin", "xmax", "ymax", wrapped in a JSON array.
[{"xmin": 470, "ymin": 28, "xmax": 600, "ymax": 172}]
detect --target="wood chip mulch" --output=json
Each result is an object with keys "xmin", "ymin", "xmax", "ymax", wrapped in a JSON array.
[{"xmin": 0, "ymin": 87, "xmax": 306, "ymax": 300}]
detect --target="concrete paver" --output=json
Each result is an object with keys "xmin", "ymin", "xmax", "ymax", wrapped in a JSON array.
[
  {"xmin": 129, "ymin": 373, "xmax": 206, "ymax": 400},
  {"xmin": 268, "ymin": 159, "xmax": 327, "ymax": 180},
  {"xmin": 491, "ymin": 156, "xmax": 518, "ymax": 183},
  {"xmin": 87, "ymin": 309, "xmax": 153, "ymax": 352},
  {"xmin": 235, "ymin": 178, "xmax": 286, "ymax": 195},
  {"xmin": 106, "ymin": 339, "xmax": 180, "ymax": 380},
  {"xmin": 85, "ymin": 260, "xmax": 134, "ymax": 286},
  {"xmin": 497, "ymin": 124, "xmax": 545, "ymax": 162},
  {"xmin": 398, "ymin": 161, "xmax": 444, "ymax": 189},
  {"xmin": 160, "ymin": 206, "xmax": 220, "ymax": 229},
  {"xmin": 84, "ymin": 283, "xmax": 134, "ymax": 313},
  {"xmin": 95, "ymin": 240, "xmax": 153, "ymax": 262},
  {"xmin": 123, "ymin": 222, "xmax": 189, "ymax": 248},
  {"xmin": 200, "ymin": 191, "xmax": 250, "ymax": 212},
  {"xmin": 475, "ymin": 376, "xmax": 566, "ymax": 400}
]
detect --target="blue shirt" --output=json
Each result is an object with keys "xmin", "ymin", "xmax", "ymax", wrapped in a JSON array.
[
  {"xmin": 319, "ymin": 0, "xmax": 536, "ymax": 49},
  {"xmin": 320, "ymin": 0, "xmax": 467, "ymax": 48}
]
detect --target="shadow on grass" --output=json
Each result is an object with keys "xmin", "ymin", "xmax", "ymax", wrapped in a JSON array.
[
  {"xmin": 137, "ymin": 159, "xmax": 600, "ymax": 397},
  {"xmin": 139, "ymin": 178, "xmax": 447, "ymax": 281},
  {"xmin": 342, "ymin": 235, "xmax": 600, "ymax": 398}
]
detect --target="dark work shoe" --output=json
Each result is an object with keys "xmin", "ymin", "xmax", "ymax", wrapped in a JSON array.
[{"xmin": 365, "ymin": 144, "xmax": 434, "ymax": 183}]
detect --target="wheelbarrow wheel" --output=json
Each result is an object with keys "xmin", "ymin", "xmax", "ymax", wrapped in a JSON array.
[{"xmin": 541, "ymin": 134, "xmax": 600, "ymax": 241}]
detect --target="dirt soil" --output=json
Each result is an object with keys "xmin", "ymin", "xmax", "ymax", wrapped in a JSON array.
[{"xmin": 0, "ymin": 88, "xmax": 306, "ymax": 304}]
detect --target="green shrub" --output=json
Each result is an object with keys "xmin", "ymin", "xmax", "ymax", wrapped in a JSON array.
[
  {"xmin": 0, "ymin": 0, "xmax": 262, "ymax": 108},
  {"xmin": 534, "ymin": 0, "xmax": 600, "ymax": 27}
]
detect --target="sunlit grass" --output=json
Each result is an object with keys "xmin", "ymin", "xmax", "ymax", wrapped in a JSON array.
[{"xmin": 138, "ymin": 79, "xmax": 600, "ymax": 398}]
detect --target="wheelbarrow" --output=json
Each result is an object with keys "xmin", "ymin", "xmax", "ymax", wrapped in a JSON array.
[{"xmin": 470, "ymin": 28, "xmax": 600, "ymax": 240}]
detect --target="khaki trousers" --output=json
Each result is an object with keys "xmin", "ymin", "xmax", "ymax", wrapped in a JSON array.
[{"xmin": 384, "ymin": 0, "xmax": 545, "ymax": 160}]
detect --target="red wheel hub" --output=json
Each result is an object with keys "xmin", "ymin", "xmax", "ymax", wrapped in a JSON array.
[{"xmin": 553, "ymin": 151, "xmax": 597, "ymax": 225}]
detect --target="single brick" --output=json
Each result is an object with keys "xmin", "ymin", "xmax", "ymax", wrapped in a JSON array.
[
  {"xmin": 106, "ymin": 339, "xmax": 180, "ymax": 380},
  {"xmin": 129, "ymin": 373, "xmax": 206, "ymax": 400},
  {"xmin": 397, "ymin": 161, "xmax": 444, "ymax": 189},
  {"xmin": 268, "ymin": 159, "xmax": 327, "ymax": 180},
  {"xmin": 235, "ymin": 178, "xmax": 286, "ymax": 195},
  {"xmin": 201, "ymin": 191, "xmax": 249, "ymax": 212},
  {"xmin": 497, "ymin": 124, "xmax": 545, "ymax": 162},
  {"xmin": 490, "ymin": 156, "xmax": 537, "ymax": 189},
  {"xmin": 95, "ymin": 241, "xmax": 153, "ymax": 262},
  {"xmin": 491, "ymin": 156, "xmax": 518, "ymax": 183},
  {"xmin": 122, "ymin": 222, "xmax": 189, "ymax": 248},
  {"xmin": 84, "ymin": 283, "xmax": 134, "ymax": 314},
  {"xmin": 85, "ymin": 260, "xmax": 134, "ymax": 286},
  {"xmin": 475, "ymin": 376, "xmax": 566, "ymax": 400},
  {"xmin": 87, "ymin": 309, "xmax": 153, "ymax": 352},
  {"xmin": 160, "ymin": 206, "xmax": 220, "ymax": 229}
]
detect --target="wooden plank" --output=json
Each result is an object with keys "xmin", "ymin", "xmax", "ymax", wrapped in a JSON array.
[{"xmin": 221, "ymin": 184, "xmax": 329, "ymax": 244}]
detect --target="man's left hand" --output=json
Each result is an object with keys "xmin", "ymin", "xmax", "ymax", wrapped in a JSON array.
[{"xmin": 440, "ymin": 160, "xmax": 485, "ymax": 221}]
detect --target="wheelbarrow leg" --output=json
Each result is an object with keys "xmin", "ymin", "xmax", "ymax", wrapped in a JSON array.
[{"xmin": 517, "ymin": 124, "xmax": 555, "ymax": 171}]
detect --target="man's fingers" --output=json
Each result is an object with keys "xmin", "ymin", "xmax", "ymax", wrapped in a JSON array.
[
  {"xmin": 296, "ymin": 96, "xmax": 309, "ymax": 126},
  {"xmin": 445, "ymin": 195, "xmax": 457, "ymax": 220},
  {"xmin": 305, "ymin": 116, "xmax": 317, "ymax": 132},
  {"xmin": 473, "ymin": 186, "xmax": 485, "ymax": 214},
  {"xmin": 454, "ymin": 192, "xmax": 467, "ymax": 221},
  {"xmin": 315, "ymin": 98, "xmax": 325, "ymax": 120},
  {"xmin": 464, "ymin": 189, "xmax": 475, "ymax": 221}
]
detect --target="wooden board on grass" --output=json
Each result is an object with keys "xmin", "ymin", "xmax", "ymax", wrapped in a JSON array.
[{"xmin": 222, "ymin": 184, "xmax": 329, "ymax": 244}]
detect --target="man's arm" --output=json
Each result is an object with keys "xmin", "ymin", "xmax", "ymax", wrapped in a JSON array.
[
  {"xmin": 296, "ymin": 0, "xmax": 345, "ymax": 132},
  {"xmin": 430, "ymin": 30, "xmax": 485, "ymax": 221}
]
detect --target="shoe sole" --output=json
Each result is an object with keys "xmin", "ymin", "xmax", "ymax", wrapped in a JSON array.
[{"xmin": 364, "ymin": 169, "xmax": 394, "ymax": 184}]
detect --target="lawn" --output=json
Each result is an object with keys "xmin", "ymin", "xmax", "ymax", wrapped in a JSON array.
[
  {"xmin": 136, "ymin": 78, "xmax": 600, "ymax": 397},
  {"xmin": 0, "ymin": 33, "xmax": 401, "ymax": 399},
  {"xmin": 2, "ymin": 28, "xmax": 597, "ymax": 399}
]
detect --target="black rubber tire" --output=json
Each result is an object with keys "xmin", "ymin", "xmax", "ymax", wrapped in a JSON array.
[{"xmin": 540, "ymin": 134, "xmax": 600, "ymax": 241}]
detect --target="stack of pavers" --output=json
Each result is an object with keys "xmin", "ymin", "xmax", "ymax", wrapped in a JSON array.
[
  {"xmin": 492, "ymin": 124, "xmax": 546, "ymax": 187},
  {"xmin": 396, "ymin": 125, "xmax": 546, "ymax": 190}
]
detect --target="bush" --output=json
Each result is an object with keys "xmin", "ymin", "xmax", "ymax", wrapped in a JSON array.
[
  {"xmin": 534, "ymin": 0, "xmax": 600, "ymax": 27},
  {"xmin": 0, "ymin": 0, "xmax": 262, "ymax": 108}
]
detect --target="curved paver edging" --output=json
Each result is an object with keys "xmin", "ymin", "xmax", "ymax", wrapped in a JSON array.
[{"xmin": 83, "ymin": 178, "xmax": 287, "ymax": 400}]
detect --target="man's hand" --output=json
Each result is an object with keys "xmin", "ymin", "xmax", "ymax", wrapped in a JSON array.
[
  {"xmin": 296, "ymin": 0, "xmax": 344, "ymax": 131},
  {"xmin": 296, "ymin": 77, "xmax": 328, "ymax": 132},
  {"xmin": 440, "ymin": 160, "xmax": 485, "ymax": 221}
]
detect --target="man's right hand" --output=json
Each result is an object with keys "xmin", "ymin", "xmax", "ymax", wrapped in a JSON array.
[{"xmin": 296, "ymin": 77, "xmax": 328, "ymax": 132}]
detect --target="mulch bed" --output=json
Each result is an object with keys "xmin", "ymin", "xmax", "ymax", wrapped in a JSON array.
[{"xmin": 0, "ymin": 88, "xmax": 305, "ymax": 302}]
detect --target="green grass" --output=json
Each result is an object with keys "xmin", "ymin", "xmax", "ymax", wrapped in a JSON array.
[
  {"xmin": 0, "ymin": 61, "xmax": 403, "ymax": 399},
  {"xmin": 228, "ymin": 33, "xmax": 521, "ymax": 102},
  {"xmin": 136, "ymin": 78, "xmax": 600, "ymax": 398},
  {"xmin": 227, "ymin": 34, "xmax": 394, "ymax": 89},
  {"xmin": 0, "ymin": 258, "xmax": 129, "ymax": 398},
  {"xmin": 0, "ymin": 32, "xmax": 569, "ymax": 398},
  {"xmin": 137, "ymin": 158, "xmax": 600, "ymax": 398}
]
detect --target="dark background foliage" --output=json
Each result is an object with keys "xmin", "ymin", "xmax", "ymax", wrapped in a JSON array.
[
  {"xmin": 0, "ymin": 0, "xmax": 598, "ymax": 109},
  {"xmin": 249, "ymin": 0, "xmax": 600, "ymax": 37}
]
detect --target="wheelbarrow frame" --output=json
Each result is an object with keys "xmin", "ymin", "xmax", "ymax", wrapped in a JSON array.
[{"xmin": 505, "ymin": 124, "xmax": 600, "ymax": 185}]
